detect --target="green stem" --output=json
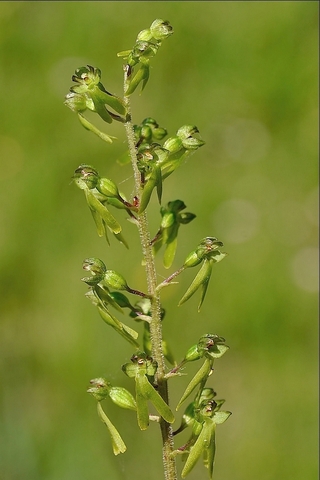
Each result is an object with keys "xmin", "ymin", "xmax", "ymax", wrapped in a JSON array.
[{"xmin": 123, "ymin": 68, "xmax": 177, "ymax": 480}]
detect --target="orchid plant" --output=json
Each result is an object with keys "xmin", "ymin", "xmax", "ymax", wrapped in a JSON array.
[{"xmin": 64, "ymin": 19, "xmax": 231, "ymax": 480}]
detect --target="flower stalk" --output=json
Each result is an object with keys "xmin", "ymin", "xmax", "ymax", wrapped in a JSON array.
[{"xmin": 123, "ymin": 78, "xmax": 177, "ymax": 479}]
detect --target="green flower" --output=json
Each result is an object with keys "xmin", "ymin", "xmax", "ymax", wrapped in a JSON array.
[
  {"xmin": 180, "ymin": 398, "xmax": 231, "ymax": 478},
  {"xmin": 87, "ymin": 378, "xmax": 137, "ymax": 410},
  {"xmin": 160, "ymin": 125, "xmax": 205, "ymax": 180},
  {"xmin": 65, "ymin": 65, "xmax": 126, "ymax": 142},
  {"xmin": 179, "ymin": 237, "xmax": 227, "ymax": 311},
  {"xmin": 122, "ymin": 352, "xmax": 175, "ymax": 430},
  {"xmin": 73, "ymin": 166, "xmax": 129, "ymax": 247}
]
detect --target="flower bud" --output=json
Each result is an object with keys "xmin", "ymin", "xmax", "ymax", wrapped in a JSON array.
[
  {"xmin": 150, "ymin": 19, "xmax": 173, "ymax": 40},
  {"xmin": 141, "ymin": 118, "xmax": 167, "ymax": 141},
  {"xmin": 136, "ymin": 28, "xmax": 153, "ymax": 42},
  {"xmin": 154, "ymin": 127, "xmax": 168, "ymax": 140},
  {"xmin": 137, "ymin": 124, "xmax": 153, "ymax": 143},
  {"xmin": 142, "ymin": 117, "xmax": 158, "ymax": 127},
  {"xmin": 163, "ymin": 136, "xmax": 183, "ymax": 154}
]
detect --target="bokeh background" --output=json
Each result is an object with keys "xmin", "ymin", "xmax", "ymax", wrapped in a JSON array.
[{"xmin": 0, "ymin": 2, "xmax": 318, "ymax": 480}]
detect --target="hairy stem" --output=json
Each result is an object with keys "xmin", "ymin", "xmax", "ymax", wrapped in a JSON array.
[{"xmin": 123, "ymin": 69, "xmax": 177, "ymax": 480}]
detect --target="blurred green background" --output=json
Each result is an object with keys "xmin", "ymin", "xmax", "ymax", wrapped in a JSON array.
[{"xmin": 0, "ymin": 2, "xmax": 318, "ymax": 480}]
